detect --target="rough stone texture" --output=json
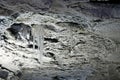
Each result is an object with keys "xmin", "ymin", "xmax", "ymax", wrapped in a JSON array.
[
  {"xmin": 0, "ymin": 12, "xmax": 119, "ymax": 80},
  {"xmin": 0, "ymin": 0, "xmax": 120, "ymax": 19},
  {"xmin": 0, "ymin": 1, "xmax": 120, "ymax": 80}
]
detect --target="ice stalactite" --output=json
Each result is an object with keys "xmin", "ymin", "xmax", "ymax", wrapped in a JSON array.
[
  {"xmin": 32, "ymin": 24, "xmax": 44, "ymax": 64},
  {"xmin": 32, "ymin": 27, "xmax": 36, "ymax": 50},
  {"xmin": 68, "ymin": 25, "xmax": 73, "ymax": 54}
]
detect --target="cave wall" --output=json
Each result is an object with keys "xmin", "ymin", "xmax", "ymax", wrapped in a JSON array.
[
  {"xmin": 0, "ymin": 0, "xmax": 120, "ymax": 80},
  {"xmin": 0, "ymin": 0, "xmax": 120, "ymax": 18}
]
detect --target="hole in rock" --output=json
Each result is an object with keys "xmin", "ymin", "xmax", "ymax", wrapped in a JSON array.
[
  {"xmin": 44, "ymin": 52, "xmax": 55, "ymax": 59},
  {"xmin": 44, "ymin": 37, "xmax": 59, "ymax": 43},
  {"xmin": 27, "ymin": 44, "xmax": 38, "ymax": 49},
  {"xmin": 116, "ymin": 66, "xmax": 120, "ymax": 72}
]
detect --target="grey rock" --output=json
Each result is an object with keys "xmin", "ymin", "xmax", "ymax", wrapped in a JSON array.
[
  {"xmin": 0, "ymin": 70, "xmax": 8, "ymax": 79},
  {"xmin": 0, "ymin": 4, "xmax": 120, "ymax": 80}
]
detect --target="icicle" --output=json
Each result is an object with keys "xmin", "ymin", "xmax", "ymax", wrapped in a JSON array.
[
  {"xmin": 37, "ymin": 32, "xmax": 40, "ymax": 61},
  {"xmin": 69, "ymin": 25, "xmax": 73, "ymax": 54},
  {"xmin": 33, "ymin": 36, "xmax": 36, "ymax": 50},
  {"xmin": 32, "ymin": 24, "xmax": 44, "ymax": 64},
  {"xmin": 32, "ymin": 28, "xmax": 36, "ymax": 50},
  {"xmin": 39, "ymin": 25, "xmax": 44, "ymax": 64}
]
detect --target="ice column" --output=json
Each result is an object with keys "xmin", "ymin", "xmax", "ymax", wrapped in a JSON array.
[
  {"xmin": 32, "ymin": 24, "xmax": 44, "ymax": 64},
  {"xmin": 69, "ymin": 26, "xmax": 73, "ymax": 54}
]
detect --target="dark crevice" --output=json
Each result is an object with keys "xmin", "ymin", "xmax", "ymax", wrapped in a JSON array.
[
  {"xmin": 116, "ymin": 66, "xmax": 120, "ymax": 72},
  {"xmin": 90, "ymin": 0, "xmax": 120, "ymax": 4},
  {"xmin": 7, "ymin": 27, "xmax": 17, "ymax": 37},
  {"xmin": 44, "ymin": 38, "xmax": 59, "ymax": 43},
  {"xmin": 11, "ymin": 12, "xmax": 20, "ymax": 19},
  {"xmin": 0, "ymin": 64, "xmax": 22, "ymax": 78},
  {"xmin": 7, "ymin": 23, "xmax": 32, "ymax": 40},
  {"xmin": 56, "ymin": 22, "xmax": 86, "ymax": 30},
  {"xmin": 92, "ymin": 19, "xmax": 103, "ymax": 22},
  {"xmin": 52, "ymin": 76, "xmax": 65, "ymax": 80},
  {"xmin": 0, "ymin": 34, "xmax": 8, "ymax": 40},
  {"xmin": 44, "ymin": 52, "xmax": 55, "ymax": 59},
  {"xmin": 56, "ymin": 22, "xmax": 80, "ymax": 28},
  {"xmin": 27, "ymin": 44, "xmax": 38, "ymax": 49},
  {"xmin": 76, "ymin": 40, "xmax": 86, "ymax": 45}
]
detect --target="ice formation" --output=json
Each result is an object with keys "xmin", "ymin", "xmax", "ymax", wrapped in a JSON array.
[
  {"xmin": 69, "ymin": 25, "xmax": 73, "ymax": 54},
  {"xmin": 31, "ymin": 24, "xmax": 44, "ymax": 64}
]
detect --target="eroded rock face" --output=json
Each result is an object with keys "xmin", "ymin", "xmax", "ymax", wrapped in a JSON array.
[
  {"xmin": 0, "ymin": 12, "xmax": 120, "ymax": 80},
  {"xmin": 0, "ymin": 1, "xmax": 120, "ymax": 80},
  {"xmin": 7, "ymin": 23, "xmax": 31, "ymax": 41},
  {"xmin": 0, "ymin": 0, "xmax": 120, "ymax": 19}
]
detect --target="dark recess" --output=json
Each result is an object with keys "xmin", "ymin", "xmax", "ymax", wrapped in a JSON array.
[
  {"xmin": 7, "ymin": 23, "xmax": 31, "ymax": 40},
  {"xmin": 90, "ymin": 0, "xmax": 120, "ymax": 4},
  {"xmin": 44, "ymin": 38, "xmax": 59, "ymax": 43},
  {"xmin": 27, "ymin": 44, "xmax": 38, "ymax": 49}
]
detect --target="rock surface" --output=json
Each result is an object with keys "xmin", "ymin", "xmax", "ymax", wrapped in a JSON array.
[
  {"xmin": 0, "ymin": 1, "xmax": 120, "ymax": 80},
  {"xmin": 0, "ymin": 0, "xmax": 120, "ymax": 19}
]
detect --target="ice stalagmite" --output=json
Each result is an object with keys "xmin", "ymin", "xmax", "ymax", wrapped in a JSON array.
[{"xmin": 32, "ymin": 24, "xmax": 44, "ymax": 64}]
